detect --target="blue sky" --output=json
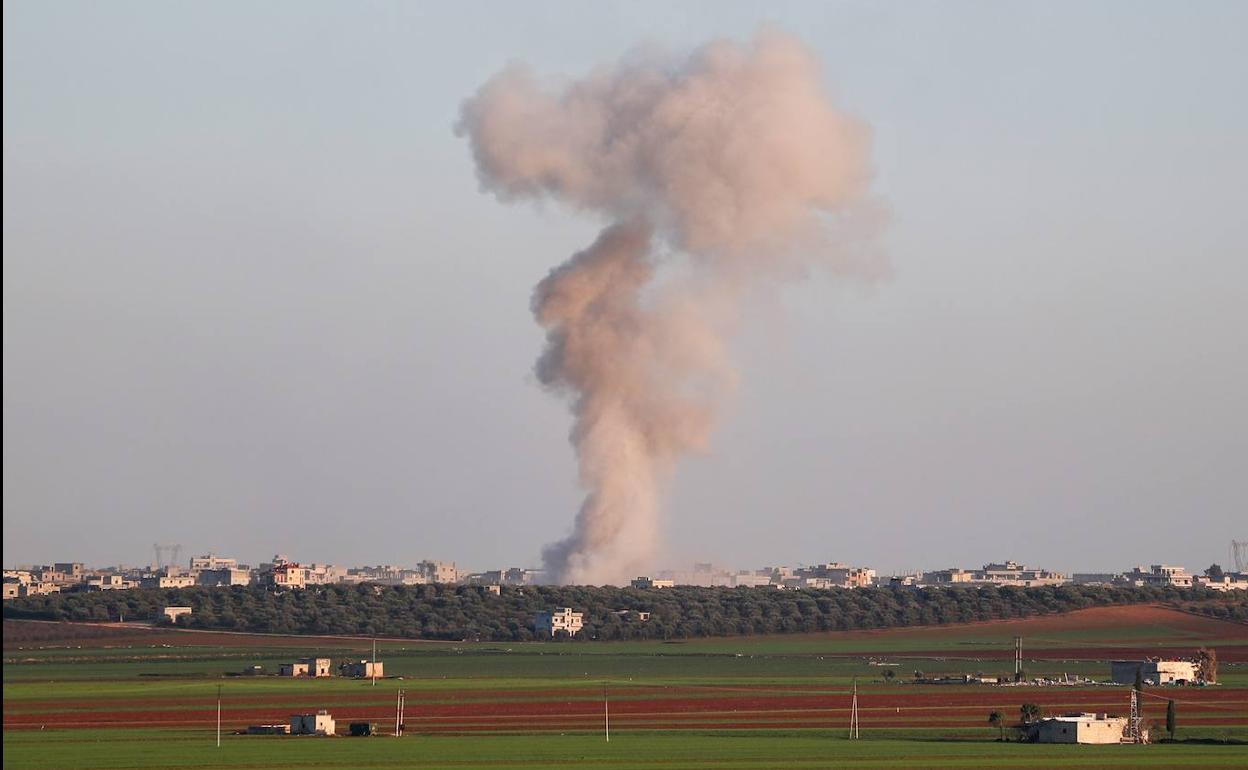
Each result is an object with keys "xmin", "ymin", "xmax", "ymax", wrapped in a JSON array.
[{"xmin": 4, "ymin": 1, "xmax": 1245, "ymax": 575}]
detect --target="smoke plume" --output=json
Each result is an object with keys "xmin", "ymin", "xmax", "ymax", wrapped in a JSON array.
[{"xmin": 458, "ymin": 30, "xmax": 880, "ymax": 585}]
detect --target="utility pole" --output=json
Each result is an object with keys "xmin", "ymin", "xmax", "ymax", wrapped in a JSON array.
[
  {"xmin": 216, "ymin": 684, "xmax": 222, "ymax": 748},
  {"xmin": 372, "ymin": 638, "xmax": 377, "ymax": 687},
  {"xmin": 1127, "ymin": 688, "xmax": 1143, "ymax": 743},
  {"xmin": 849, "ymin": 678, "xmax": 860, "ymax": 739},
  {"xmin": 604, "ymin": 683, "xmax": 610, "ymax": 743},
  {"xmin": 394, "ymin": 689, "xmax": 405, "ymax": 737},
  {"xmin": 1014, "ymin": 637, "xmax": 1023, "ymax": 681}
]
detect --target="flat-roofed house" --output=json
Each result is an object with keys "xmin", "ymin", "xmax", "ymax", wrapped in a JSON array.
[
  {"xmin": 535, "ymin": 607, "xmax": 584, "ymax": 637},
  {"xmin": 1030, "ymin": 713, "xmax": 1129, "ymax": 744}
]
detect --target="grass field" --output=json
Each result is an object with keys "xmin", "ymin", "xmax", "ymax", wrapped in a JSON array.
[{"xmin": 4, "ymin": 605, "xmax": 1246, "ymax": 769}]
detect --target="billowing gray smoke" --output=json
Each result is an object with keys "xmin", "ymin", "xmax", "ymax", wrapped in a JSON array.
[{"xmin": 458, "ymin": 30, "xmax": 880, "ymax": 585}]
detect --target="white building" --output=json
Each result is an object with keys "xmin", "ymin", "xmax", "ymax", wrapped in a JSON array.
[
  {"xmin": 290, "ymin": 710, "xmax": 335, "ymax": 736},
  {"xmin": 1111, "ymin": 659, "xmax": 1199, "ymax": 685},
  {"xmin": 535, "ymin": 607, "xmax": 584, "ymax": 637},
  {"xmin": 1195, "ymin": 573, "xmax": 1248, "ymax": 592},
  {"xmin": 161, "ymin": 606, "xmax": 193, "ymax": 623},
  {"xmin": 1030, "ymin": 713, "xmax": 1129, "ymax": 744},
  {"xmin": 976, "ymin": 561, "xmax": 1067, "ymax": 587},
  {"xmin": 921, "ymin": 568, "xmax": 975, "ymax": 584},
  {"xmin": 189, "ymin": 554, "xmax": 238, "ymax": 571},
  {"xmin": 1121, "ymin": 565, "xmax": 1193, "ymax": 588},
  {"xmin": 794, "ymin": 563, "xmax": 877, "ymax": 589},
  {"xmin": 632, "ymin": 577, "xmax": 675, "ymax": 589},
  {"xmin": 270, "ymin": 562, "xmax": 307, "ymax": 589},
  {"xmin": 86, "ymin": 575, "xmax": 137, "ymax": 590},
  {"xmin": 279, "ymin": 657, "xmax": 333, "ymax": 677}
]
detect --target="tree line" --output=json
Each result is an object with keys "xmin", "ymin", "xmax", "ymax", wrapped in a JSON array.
[{"xmin": 5, "ymin": 583, "xmax": 1242, "ymax": 641}]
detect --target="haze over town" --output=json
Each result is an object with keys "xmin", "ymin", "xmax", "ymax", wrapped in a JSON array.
[{"xmin": 4, "ymin": 2, "xmax": 1246, "ymax": 579}]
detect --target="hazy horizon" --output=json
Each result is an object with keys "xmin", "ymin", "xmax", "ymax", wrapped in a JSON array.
[{"xmin": 5, "ymin": 2, "xmax": 1246, "ymax": 579}]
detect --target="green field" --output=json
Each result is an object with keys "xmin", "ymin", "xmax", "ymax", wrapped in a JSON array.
[
  {"xmin": 7, "ymin": 730, "xmax": 1248, "ymax": 770},
  {"xmin": 5, "ymin": 607, "xmax": 1246, "ymax": 769}
]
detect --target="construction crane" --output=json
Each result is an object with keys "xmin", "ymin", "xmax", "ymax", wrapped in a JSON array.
[{"xmin": 152, "ymin": 543, "xmax": 183, "ymax": 572}]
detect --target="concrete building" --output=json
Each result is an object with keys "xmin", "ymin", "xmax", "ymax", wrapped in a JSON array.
[
  {"xmin": 53, "ymin": 563, "xmax": 85, "ymax": 580},
  {"xmin": 535, "ymin": 607, "xmax": 584, "ymax": 637},
  {"xmin": 795, "ymin": 563, "xmax": 877, "ymax": 589},
  {"xmin": 189, "ymin": 555, "xmax": 238, "ymax": 571},
  {"xmin": 1111, "ymin": 659, "xmax": 1199, "ymax": 685},
  {"xmin": 3, "ymin": 570, "xmax": 33, "ymax": 586},
  {"xmin": 1195, "ymin": 573, "xmax": 1248, "ymax": 592},
  {"xmin": 1121, "ymin": 565, "xmax": 1194, "ymax": 588},
  {"xmin": 20, "ymin": 582, "xmax": 62, "ymax": 597},
  {"xmin": 631, "ymin": 577, "xmax": 675, "ymax": 589},
  {"xmin": 279, "ymin": 657, "xmax": 333, "ymax": 677},
  {"xmin": 1029, "ymin": 713, "xmax": 1129, "ymax": 744},
  {"xmin": 420, "ymin": 560, "xmax": 460, "ymax": 584},
  {"xmin": 976, "ymin": 561, "xmax": 1067, "ymax": 587},
  {"xmin": 86, "ymin": 575, "xmax": 137, "ymax": 590},
  {"xmin": 304, "ymin": 563, "xmax": 348, "ymax": 585},
  {"xmin": 161, "ymin": 606, "xmax": 193, "ymax": 623},
  {"xmin": 921, "ymin": 568, "xmax": 975, "ymax": 584},
  {"xmin": 2, "ymin": 582, "xmax": 19, "ymax": 600},
  {"xmin": 290, "ymin": 710, "xmax": 335, "ymax": 736},
  {"xmin": 196, "ymin": 568, "xmax": 251, "ymax": 587},
  {"xmin": 142, "ymin": 574, "xmax": 196, "ymax": 589},
  {"xmin": 339, "ymin": 660, "xmax": 384, "ymax": 678},
  {"xmin": 270, "ymin": 562, "xmax": 307, "ymax": 589}
]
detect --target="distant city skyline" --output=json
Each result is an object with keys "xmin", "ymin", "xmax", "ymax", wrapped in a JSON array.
[
  {"xmin": 5, "ymin": 2, "xmax": 1246, "ymax": 577},
  {"xmin": 5, "ymin": 547, "xmax": 1242, "ymax": 582}
]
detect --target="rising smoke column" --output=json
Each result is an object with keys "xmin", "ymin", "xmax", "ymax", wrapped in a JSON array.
[{"xmin": 458, "ymin": 30, "xmax": 880, "ymax": 585}]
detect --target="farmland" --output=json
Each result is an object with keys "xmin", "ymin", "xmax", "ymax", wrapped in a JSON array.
[{"xmin": 4, "ymin": 605, "xmax": 1247, "ymax": 769}]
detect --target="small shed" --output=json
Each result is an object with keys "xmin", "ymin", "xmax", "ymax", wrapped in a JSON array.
[{"xmin": 290, "ymin": 710, "xmax": 335, "ymax": 736}]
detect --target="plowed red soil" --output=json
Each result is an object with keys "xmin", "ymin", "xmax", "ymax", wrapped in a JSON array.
[{"xmin": 7, "ymin": 685, "xmax": 1244, "ymax": 731}]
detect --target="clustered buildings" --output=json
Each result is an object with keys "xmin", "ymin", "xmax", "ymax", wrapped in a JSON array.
[
  {"xmin": 4, "ymin": 554, "xmax": 1245, "ymax": 601},
  {"xmin": 632, "ymin": 560, "xmax": 1246, "ymax": 592},
  {"xmin": 1, "ymin": 554, "xmax": 463, "ymax": 599}
]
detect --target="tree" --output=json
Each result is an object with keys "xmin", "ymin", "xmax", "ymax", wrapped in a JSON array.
[
  {"xmin": 1166, "ymin": 699, "xmax": 1176, "ymax": 740},
  {"xmin": 1020, "ymin": 703, "xmax": 1041, "ymax": 724},
  {"xmin": 882, "ymin": 669, "xmax": 895, "ymax": 682},
  {"xmin": 1197, "ymin": 647, "xmax": 1218, "ymax": 683},
  {"xmin": 988, "ymin": 710, "xmax": 1004, "ymax": 741},
  {"xmin": 1205, "ymin": 564, "xmax": 1224, "ymax": 580}
]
